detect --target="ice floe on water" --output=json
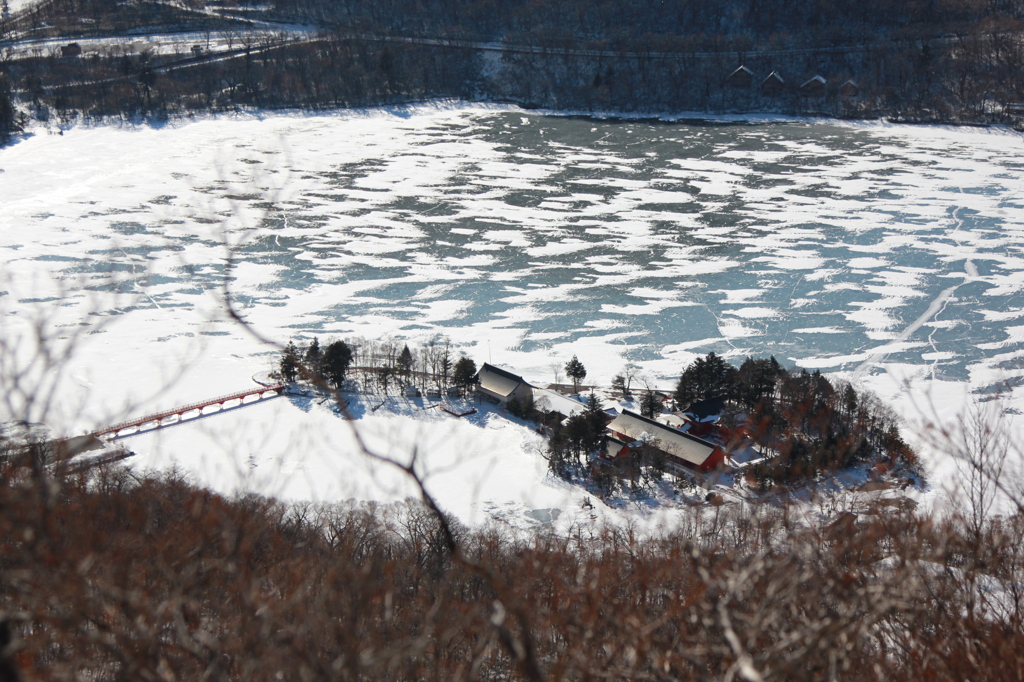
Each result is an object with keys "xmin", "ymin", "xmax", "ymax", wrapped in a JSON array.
[{"xmin": 3, "ymin": 104, "xmax": 1024, "ymax": 523}]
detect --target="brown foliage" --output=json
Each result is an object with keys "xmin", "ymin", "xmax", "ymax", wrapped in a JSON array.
[{"xmin": 0, "ymin": 456, "xmax": 1020, "ymax": 681}]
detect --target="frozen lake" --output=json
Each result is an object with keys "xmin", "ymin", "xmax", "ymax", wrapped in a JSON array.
[{"xmin": 2, "ymin": 105, "xmax": 1023, "ymax": 519}]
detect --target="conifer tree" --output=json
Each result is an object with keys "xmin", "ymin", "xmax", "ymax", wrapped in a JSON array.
[
  {"xmin": 452, "ymin": 356, "xmax": 477, "ymax": 391},
  {"xmin": 0, "ymin": 75, "xmax": 17, "ymax": 142},
  {"xmin": 611, "ymin": 374, "xmax": 628, "ymax": 398},
  {"xmin": 397, "ymin": 344, "xmax": 414, "ymax": 379},
  {"xmin": 279, "ymin": 341, "xmax": 299, "ymax": 383},
  {"xmin": 305, "ymin": 337, "xmax": 322, "ymax": 374},
  {"xmin": 734, "ymin": 356, "xmax": 781, "ymax": 408},
  {"xmin": 673, "ymin": 351, "xmax": 735, "ymax": 409},
  {"xmin": 584, "ymin": 391, "xmax": 606, "ymax": 441},
  {"xmin": 565, "ymin": 355, "xmax": 587, "ymax": 394},
  {"xmin": 322, "ymin": 340, "xmax": 353, "ymax": 389},
  {"xmin": 640, "ymin": 390, "xmax": 660, "ymax": 418}
]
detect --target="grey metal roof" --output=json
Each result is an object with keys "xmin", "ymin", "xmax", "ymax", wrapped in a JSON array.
[
  {"xmin": 606, "ymin": 410, "xmax": 717, "ymax": 467},
  {"xmin": 476, "ymin": 363, "xmax": 529, "ymax": 398}
]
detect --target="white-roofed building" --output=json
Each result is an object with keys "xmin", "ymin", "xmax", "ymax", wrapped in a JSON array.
[
  {"xmin": 605, "ymin": 410, "xmax": 727, "ymax": 473},
  {"xmin": 659, "ymin": 413, "xmax": 688, "ymax": 429},
  {"xmin": 532, "ymin": 387, "xmax": 587, "ymax": 421},
  {"xmin": 475, "ymin": 363, "xmax": 533, "ymax": 405}
]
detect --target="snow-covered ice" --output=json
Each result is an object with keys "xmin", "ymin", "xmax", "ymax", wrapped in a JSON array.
[{"xmin": 3, "ymin": 105, "xmax": 1024, "ymax": 525}]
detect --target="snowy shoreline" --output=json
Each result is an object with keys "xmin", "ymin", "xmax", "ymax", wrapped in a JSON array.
[{"xmin": 11, "ymin": 97, "xmax": 1023, "ymax": 140}]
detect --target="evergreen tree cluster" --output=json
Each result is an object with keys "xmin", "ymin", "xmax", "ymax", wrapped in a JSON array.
[
  {"xmin": 278, "ymin": 337, "xmax": 353, "ymax": 388},
  {"xmin": 672, "ymin": 352, "xmax": 918, "ymax": 487},
  {"xmin": 278, "ymin": 335, "xmax": 481, "ymax": 397},
  {"xmin": 546, "ymin": 393, "xmax": 606, "ymax": 478}
]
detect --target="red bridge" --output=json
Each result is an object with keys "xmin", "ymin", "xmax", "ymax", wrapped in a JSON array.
[{"xmin": 92, "ymin": 383, "xmax": 288, "ymax": 438}]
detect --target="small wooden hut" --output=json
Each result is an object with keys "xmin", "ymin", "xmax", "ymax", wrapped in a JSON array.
[
  {"xmin": 761, "ymin": 71, "xmax": 785, "ymax": 96},
  {"xmin": 799, "ymin": 75, "xmax": 827, "ymax": 97},
  {"xmin": 725, "ymin": 65, "xmax": 754, "ymax": 88}
]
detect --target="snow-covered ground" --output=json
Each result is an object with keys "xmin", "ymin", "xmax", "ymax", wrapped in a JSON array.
[
  {"xmin": 119, "ymin": 391, "xmax": 616, "ymax": 531},
  {"xmin": 3, "ymin": 104, "xmax": 1024, "ymax": 525},
  {"xmin": 2, "ymin": 31, "xmax": 297, "ymax": 60},
  {"xmin": 5, "ymin": 0, "xmax": 37, "ymax": 15}
]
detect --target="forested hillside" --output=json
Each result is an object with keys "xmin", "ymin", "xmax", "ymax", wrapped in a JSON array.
[
  {"xmin": 0, "ymin": 457, "xmax": 1020, "ymax": 680},
  {"xmin": 272, "ymin": 0, "xmax": 1024, "ymax": 47},
  {"xmin": 2, "ymin": 0, "xmax": 1024, "ymax": 129}
]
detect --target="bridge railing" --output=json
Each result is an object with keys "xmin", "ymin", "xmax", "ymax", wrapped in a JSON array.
[{"xmin": 92, "ymin": 384, "xmax": 286, "ymax": 437}]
